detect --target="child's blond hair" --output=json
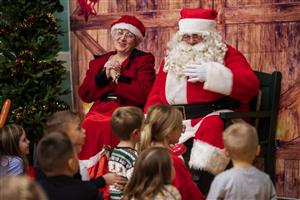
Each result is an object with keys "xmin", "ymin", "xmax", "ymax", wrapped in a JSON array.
[
  {"xmin": 111, "ymin": 106, "xmax": 144, "ymax": 140},
  {"xmin": 0, "ymin": 175, "xmax": 48, "ymax": 200},
  {"xmin": 223, "ymin": 122, "xmax": 258, "ymax": 163},
  {"xmin": 140, "ymin": 105, "xmax": 182, "ymax": 151}
]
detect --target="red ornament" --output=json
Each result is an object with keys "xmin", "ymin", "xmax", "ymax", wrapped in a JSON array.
[{"xmin": 77, "ymin": 0, "xmax": 98, "ymax": 22}]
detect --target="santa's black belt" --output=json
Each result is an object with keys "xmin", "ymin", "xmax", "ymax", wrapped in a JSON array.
[{"xmin": 172, "ymin": 97, "xmax": 240, "ymax": 120}]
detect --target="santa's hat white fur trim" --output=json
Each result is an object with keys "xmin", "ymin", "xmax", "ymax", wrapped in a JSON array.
[
  {"xmin": 189, "ymin": 139, "xmax": 230, "ymax": 175},
  {"xmin": 111, "ymin": 23, "xmax": 143, "ymax": 40},
  {"xmin": 179, "ymin": 18, "xmax": 216, "ymax": 33}
]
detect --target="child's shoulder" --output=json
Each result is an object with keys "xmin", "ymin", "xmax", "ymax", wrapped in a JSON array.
[
  {"xmin": 154, "ymin": 184, "xmax": 181, "ymax": 200},
  {"xmin": 1, "ymin": 156, "xmax": 22, "ymax": 166},
  {"xmin": 216, "ymin": 167, "xmax": 270, "ymax": 181},
  {"xmin": 110, "ymin": 147, "xmax": 138, "ymax": 161}
]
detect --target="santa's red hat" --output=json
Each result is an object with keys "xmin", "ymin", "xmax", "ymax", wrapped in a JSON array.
[
  {"xmin": 179, "ymin": 8, "xmax": 217, "ymax": 33},
  {"xmin": 111, "ymin": 15, "xmax": 145, "ymax": 41}
]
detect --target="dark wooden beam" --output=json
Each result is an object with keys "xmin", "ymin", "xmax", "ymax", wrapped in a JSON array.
[
  {"xmin": 74, "ymin": 31, "xmax": 107, "ymax": 55},
  {"xmin": 225, "ymin": 2, "xmax": 300, "ymax": 24},
  {"xmin": 71, "ymin": 10, "xmax": 180, "ymax": 31}
]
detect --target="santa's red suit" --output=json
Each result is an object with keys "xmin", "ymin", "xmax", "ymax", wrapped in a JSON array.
[
  {"xmin": 145, "ymin": 45, "xmax": 259, "ymax": 175},
  {"xmin": 145, "ymin": 7, "xmax": 259, "ymax": 176}
]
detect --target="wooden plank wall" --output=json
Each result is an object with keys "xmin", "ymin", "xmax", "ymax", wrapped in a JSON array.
[
  {"xmin": 70, "ymin": 0, "xmax": 300, "ymax": 198},
  {"xmin": 224, "ymin": 1, "xmax": 300, "ymax": 198}
]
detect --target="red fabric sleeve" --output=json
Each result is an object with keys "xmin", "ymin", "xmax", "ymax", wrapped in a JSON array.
[
  {"xmin": 144, "ymin": 60, "xmax": 166, "ymax": 112},
  {"xmin": 172, "ymin": 154, "xmax": 205, "ymax": 200},
  {"xmin": 78, "ymin": 57, "xmax": 112, "ymax": 103},
  {"xmin": 225, "ymin": 45, "xmax": 260, "ymax": 103},
  {"xmin": 114, "ymin": 53, "xmax": 155, "ymax": 107}
]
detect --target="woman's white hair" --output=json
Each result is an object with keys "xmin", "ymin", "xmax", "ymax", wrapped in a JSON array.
[{"xmin": 111, "ymin": 29, "xmax": 142, "ymax": 47}]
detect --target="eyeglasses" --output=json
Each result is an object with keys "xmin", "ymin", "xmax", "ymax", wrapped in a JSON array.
[
  {"xmin": 114, "ymin": 29, "xmax": 135, "ymax": 40},
  {"xmin": 182, "ymin": 34, "xmax": 202, "ymax": 41}
]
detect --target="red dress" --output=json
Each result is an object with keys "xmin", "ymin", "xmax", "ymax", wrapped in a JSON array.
[
  {"xmin": 171, "ymin": 151, "xmax": 205, "ymax": 200},
  {"xmin": 78, "ymin": 49, "xmax": 155, "ymax": 160},
  {"xmin": 145, "ymin": 45, "xmax": 259, "ymax": 175}
]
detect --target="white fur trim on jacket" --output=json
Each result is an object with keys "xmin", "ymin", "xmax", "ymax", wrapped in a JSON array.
[
  {"xmin": 165, "ymin": 70, "xmax": 187, "ymax": 104},
  {"xmin": 179, "ymin": 110, "xmax": 233, "ymax": 143},
  {"xmin": 79, "ymin": 148, "xmax": 108, "ymax": 180},
  {"xmin": 111, "ymin": 23, "xmax": 143, "ymax": 40},
  {"xmin": 204, "ymin": 62, "xmax": 233, "ymax": 95},
  {"xmin": 189, "ymin": 140, "xmax": 230, "ymax": 175},
  {"xmin": 179, "ymin": 18, "xmax": 216, "ymax": 33}
]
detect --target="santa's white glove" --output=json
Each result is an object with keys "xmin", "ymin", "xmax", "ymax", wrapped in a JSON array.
[{"xmin": 183, "ymin": 64, "xmax": 207, "ymax": 83}]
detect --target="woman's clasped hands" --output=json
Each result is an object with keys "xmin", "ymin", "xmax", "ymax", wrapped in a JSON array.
[{"xmin": 104, "ymin": 59, "xmax": 121, "ymax": 84}]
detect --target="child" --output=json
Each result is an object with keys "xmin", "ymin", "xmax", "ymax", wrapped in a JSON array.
[
  {"xmin": 207, "ymin": 122, "xmax": 277, "ymax": 199},
  {"xmin": 43, "ymin": 110, "xmax": 126, "ymax": 186},
  {"xmin": 45, "ymin": 110, "xmax": 85, "ymax": 154},
  {"xmin": 140, "ymin": 105, "xmax": 205, "ymax": 200},
  {"xmin": 109, "ymin": 106, "xmax": 144, "ymax": 200},
  {"xmin": 0, "ymin": 124, "xmax": 30, "ymax": 176},
  {"xmin": 123, "ymin": 147, "xmax": 181, "ymax": 200},
  {"xmin": 0, "ymin": 175, "xmax": 48, "ymax": 200},
  {"xmin": 37, "ymin": 131, "xmax": 101, "ymax": 200}
]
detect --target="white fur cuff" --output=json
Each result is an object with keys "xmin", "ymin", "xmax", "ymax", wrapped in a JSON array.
[
  {"xmin": 189, "ymin": 140, "xmax": 230, "ymax": 175},
  {"xmin": 204, "ymin": 62, "xmax": 233, "ymax": 95}
]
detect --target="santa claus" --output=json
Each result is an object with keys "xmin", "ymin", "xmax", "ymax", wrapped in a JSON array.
[{"xmin": 144, "ymin": 7, "xmax": 260, "ymax": 194}]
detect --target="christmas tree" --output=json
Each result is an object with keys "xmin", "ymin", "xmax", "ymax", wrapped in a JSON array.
[{"xmin": 0, "ymin": 0, "xmax": 69, "ymax": 141}]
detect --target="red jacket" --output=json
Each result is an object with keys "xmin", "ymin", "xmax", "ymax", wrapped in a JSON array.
[
  {"xmin": 79, "ymin": 49, "xmax": 156, "ymax": 110},
  {"xmin": 78, "ymin": 49, "xmax": 155, "ymax": 160}
]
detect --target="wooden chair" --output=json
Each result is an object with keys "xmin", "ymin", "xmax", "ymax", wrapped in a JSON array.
[{"xmin": 220, "ymin": 71, "xmax": 282, "ymax": 182}]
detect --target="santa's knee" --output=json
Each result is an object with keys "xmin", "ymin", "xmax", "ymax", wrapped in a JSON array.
[
  {"xmin": 188, "ymin": 115, "xmax": 229, "ymax": 176},
  {"xmin": 194, "ymin": 115, "xmax": 224, "ymax": 148}
]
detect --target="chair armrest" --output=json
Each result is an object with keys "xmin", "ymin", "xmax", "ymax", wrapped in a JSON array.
[{"xmin": 219, "ymin": 111, "xmax": 270, "ymax": 120}]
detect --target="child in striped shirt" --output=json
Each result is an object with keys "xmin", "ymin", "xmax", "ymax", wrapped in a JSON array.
[{"xmin": 108, "ymin": 106, "xmax": 144, "ymax": 200}]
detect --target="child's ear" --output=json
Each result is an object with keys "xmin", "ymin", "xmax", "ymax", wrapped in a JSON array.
[
  {"xmin": 223, "ymin": 148, "xmax": 230, "ymax": 157},
  {"xmin": 67, "ymin": 157, "xmax": 79, "ymax": 175},
  {"xmin": 255, "ymin": 145, "xmax": 261, "ymax": 156},
  {"xmin": 132, "ymin": 128, "xmax": 140, "ymax": 138}
]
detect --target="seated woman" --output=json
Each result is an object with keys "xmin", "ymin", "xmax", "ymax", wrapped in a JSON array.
[{"xmin": 78, "ymin": 15, "xmax": 155, "ymax": 161}]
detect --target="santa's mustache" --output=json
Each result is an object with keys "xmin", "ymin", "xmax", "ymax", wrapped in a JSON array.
[{"xmin": 176, "ymin": 41, "xmax": 208, "ymax": 53}]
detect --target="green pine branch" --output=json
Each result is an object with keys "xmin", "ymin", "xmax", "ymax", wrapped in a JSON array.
[{"xmin": 0, "ymin": 0, "xmax": 69, "ymax": 140}]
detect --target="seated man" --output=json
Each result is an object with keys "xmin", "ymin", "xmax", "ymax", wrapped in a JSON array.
[{"xmin": 144, "ymin": 7, "xmax": 259, "ymax": 195}]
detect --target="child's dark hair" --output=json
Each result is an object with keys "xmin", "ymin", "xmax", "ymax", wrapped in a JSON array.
[
  {"xmin": 0, "ymin": 124, "xmax": 29, "ymax": 173},
  {"xmin": 45, "ymin": 110, "xmax": 81, "ymax": 135},
  {"xmin": 37, "ymin": 131, "xmax": 74, "ymax": 175},
  {"xmin": 123, "ymin": 147, "xmax": 173, "ymax": 199},
  {"xmin": 111, "ymin": 106, "xmax": 144, "ymax": 140}
]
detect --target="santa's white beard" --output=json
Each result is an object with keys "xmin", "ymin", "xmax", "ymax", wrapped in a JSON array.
[{"xmin": 164, "ymin": 32, "xmax": 227, "ymax": 77}]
